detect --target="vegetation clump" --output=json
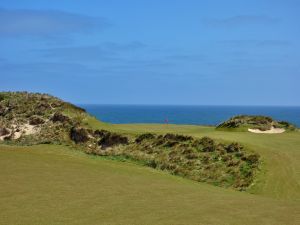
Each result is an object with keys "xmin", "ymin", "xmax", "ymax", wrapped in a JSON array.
[
  {"xmin": 94, "ymin": 129, "xmax": 110, "ymax": 137},
  {"xmin": 70, "ymin": 127, "xmax": 90, "ymax": 144},
  {"xmin": 192, "ymin": 136, "xmax": 215, "ymax": 152},
  {"xmin": 274, "ymin": 121, "xmax": 296, "ymax": 130},
  {"xmin": 51, "ymin": 112, "xmax": 71, "ymax": 124},
  {"xmin": 98, "ymin": 132, "xmax": 129, "ymax": 149},
  {"xmin": 29, "ymin": 116, "xmax": 45, "ymax": 125},
  {"xmin": 162, "ymin": 133, "xmax": 193, "ymax": 142}
]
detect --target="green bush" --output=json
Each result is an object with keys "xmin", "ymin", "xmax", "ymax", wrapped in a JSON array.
[
  {"xmin": 225, "ymin": 142, "xmax": 242, "ymax": 153},
  {"xmin": 239, "ymin": 163, "xmax": 252, "ymax": 177}
]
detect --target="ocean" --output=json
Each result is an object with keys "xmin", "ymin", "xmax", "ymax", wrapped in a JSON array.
[{"xmin": 80, "ymin": 105, "xmax": 300, "ymax": 127}]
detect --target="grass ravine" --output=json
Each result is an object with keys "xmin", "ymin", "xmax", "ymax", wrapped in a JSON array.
[{"xmin": 0, "ymin": 92, "xmax": 299, "ymax": 225}]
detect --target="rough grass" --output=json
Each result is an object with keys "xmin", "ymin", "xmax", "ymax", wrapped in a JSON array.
[
  {"xmin": 101, "ymin": 123, "xmax": 300, "ymax": 200},
  {"xmin": 0, "ymin": 144, "xmax": 299, "ymax": 225},
  {"xmin": 95, "ymin": 133, "xmax": 260, "ymax": 190}
]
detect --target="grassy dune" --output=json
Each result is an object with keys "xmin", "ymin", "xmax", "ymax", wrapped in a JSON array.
[
  {"xmin": 0, "ymin": 144, "xmax": 299, "ymax": 225},
  {"xmin": 108, "ymin": 123, "xmax": 300, "ymax": 200}
]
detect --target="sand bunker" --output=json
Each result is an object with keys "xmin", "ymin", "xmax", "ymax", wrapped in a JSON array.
[{"xmin": 248, "ymin": 126, "xmax": 285, "ymax": 134}]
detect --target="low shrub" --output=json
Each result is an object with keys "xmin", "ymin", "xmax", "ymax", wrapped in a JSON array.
[
  {"xmin": 70, "ymin": 127, "xmax": 90, "ymax": 143},
  {"xmin": 29, "ymin": 116, "xmax": 45, "ymax": 125},
  {"xmin": 98, "ymin": 132, "xmax": 128, "ymax": 149},
  {"xmin": 242, "ymin": 154, "xmax": 259, "ymax": 165},
  {"xmin": 225, "ymin": 142, "xmax": 243, "ymax": 153},
  {"xmin": 163, "ymin": 133, "xmax": 193, "ymax": 142},
  {"xmin": 193, "ymin": 137, "xmax": 215, "ymax": 152},
  {"xmin": 51, "ymin": 112, "xmax": 71, "ymax": 124},
  {"xmin": 94, "ymin": 129, "xmax": 110, "ymax": 137},
  {"xmin": 239, "ymin": 163, "xmax": 252, "ymax": 178}
]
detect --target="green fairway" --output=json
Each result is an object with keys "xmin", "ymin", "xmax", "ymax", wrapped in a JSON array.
[{"xmin": 1, "ymin": 121, "xmax": 300, "ymax": 225}]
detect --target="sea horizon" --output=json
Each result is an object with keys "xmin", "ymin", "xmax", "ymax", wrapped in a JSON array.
[
  {"xmin": 80, "ymin": 104, "xmax": 300, "ymax": 127},
  {"xmin": 79, "ymin": 103, "xmax": 300, "ymax": 107}
]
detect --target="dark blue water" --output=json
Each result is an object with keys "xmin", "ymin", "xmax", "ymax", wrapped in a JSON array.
[{"xmin": 81, "ymin": 105, "xmax": 300, "ymax": 127}]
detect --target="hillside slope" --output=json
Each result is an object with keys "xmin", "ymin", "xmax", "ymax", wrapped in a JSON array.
[{"xmin": 0, "ymin": 92, "xmax": 260, "ymax": 190}]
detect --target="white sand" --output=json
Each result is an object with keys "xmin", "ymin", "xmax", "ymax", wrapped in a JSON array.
[
  {"xmin": 0, "ymin": 123, "xmax": 40, "ymax": 141},
  {"xmin": 248, "ymin": 126, "xmax": 285, "ymax": 134},
  {"xmin": 0, "ymin": 132, "xmax": 11, "ymax": 140},
  {"xmin": 13, "ymin": 130, "xmax": 22, "ymax": 139},
  {"xmin": 22, "ymin": 123, "xmax": 39, "ymax": 135}
]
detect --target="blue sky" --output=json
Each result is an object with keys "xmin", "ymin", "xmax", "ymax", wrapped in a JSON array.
[{"xmin": 0, "ymin": 0, "xmax": 299, "ymax": 105}]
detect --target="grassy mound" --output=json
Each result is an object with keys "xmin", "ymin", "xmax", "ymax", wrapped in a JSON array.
[
  {"xmin": 0, "ymin": 92, "xmax": 260, "ymax": 190},
  {"xmin": 94, "ymin": 133, "xmax": 259, "ymax": 190},
  {"xmin": 217, "ymin": 115, "xmax": 296, "ymax": 131},
  {"xmin": 0, "ymin": 91, "xmax": 86, "ymax": 144}
]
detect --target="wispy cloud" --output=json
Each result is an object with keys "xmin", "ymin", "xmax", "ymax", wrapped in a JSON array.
[
  {"xmin": 37, "ymin": 46, "xmax": 118, "ymax": 62},
  {"xmin": 0, "ymin": 62, "xmax": 104, "ymax": 77},
  {"xmin": 35, "ymin": 41, "xmax": 147, "ymax": 62},
  {"xmin": 103, "ymin": 41, "xmax": 147, "ymax": 51},
  {"xmin": 0, "ymin": 60, "xmax": 173, "ymax": 79},
  {"xmin": 219, "ymin": 40, "xmax": 291, "ymax": 47},
  {"xmin": 0, "ymin": 8, "xmax": 111, "ymax": 38},
  {"xmin": 165, "ymin": 54, "xmax": 204, "ymax": 61},
  {"xmin": 256, "ymin": 40, "xmax": 291, "ymax": 47},
  {"xmin": 204, "ymin": 15, "xmax": 279, "ymax": 27}
]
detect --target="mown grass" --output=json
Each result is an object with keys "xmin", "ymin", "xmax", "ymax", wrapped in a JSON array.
[{"xmin": 0, "ymin": 144, "xmax": 299, "ymax": 225}]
